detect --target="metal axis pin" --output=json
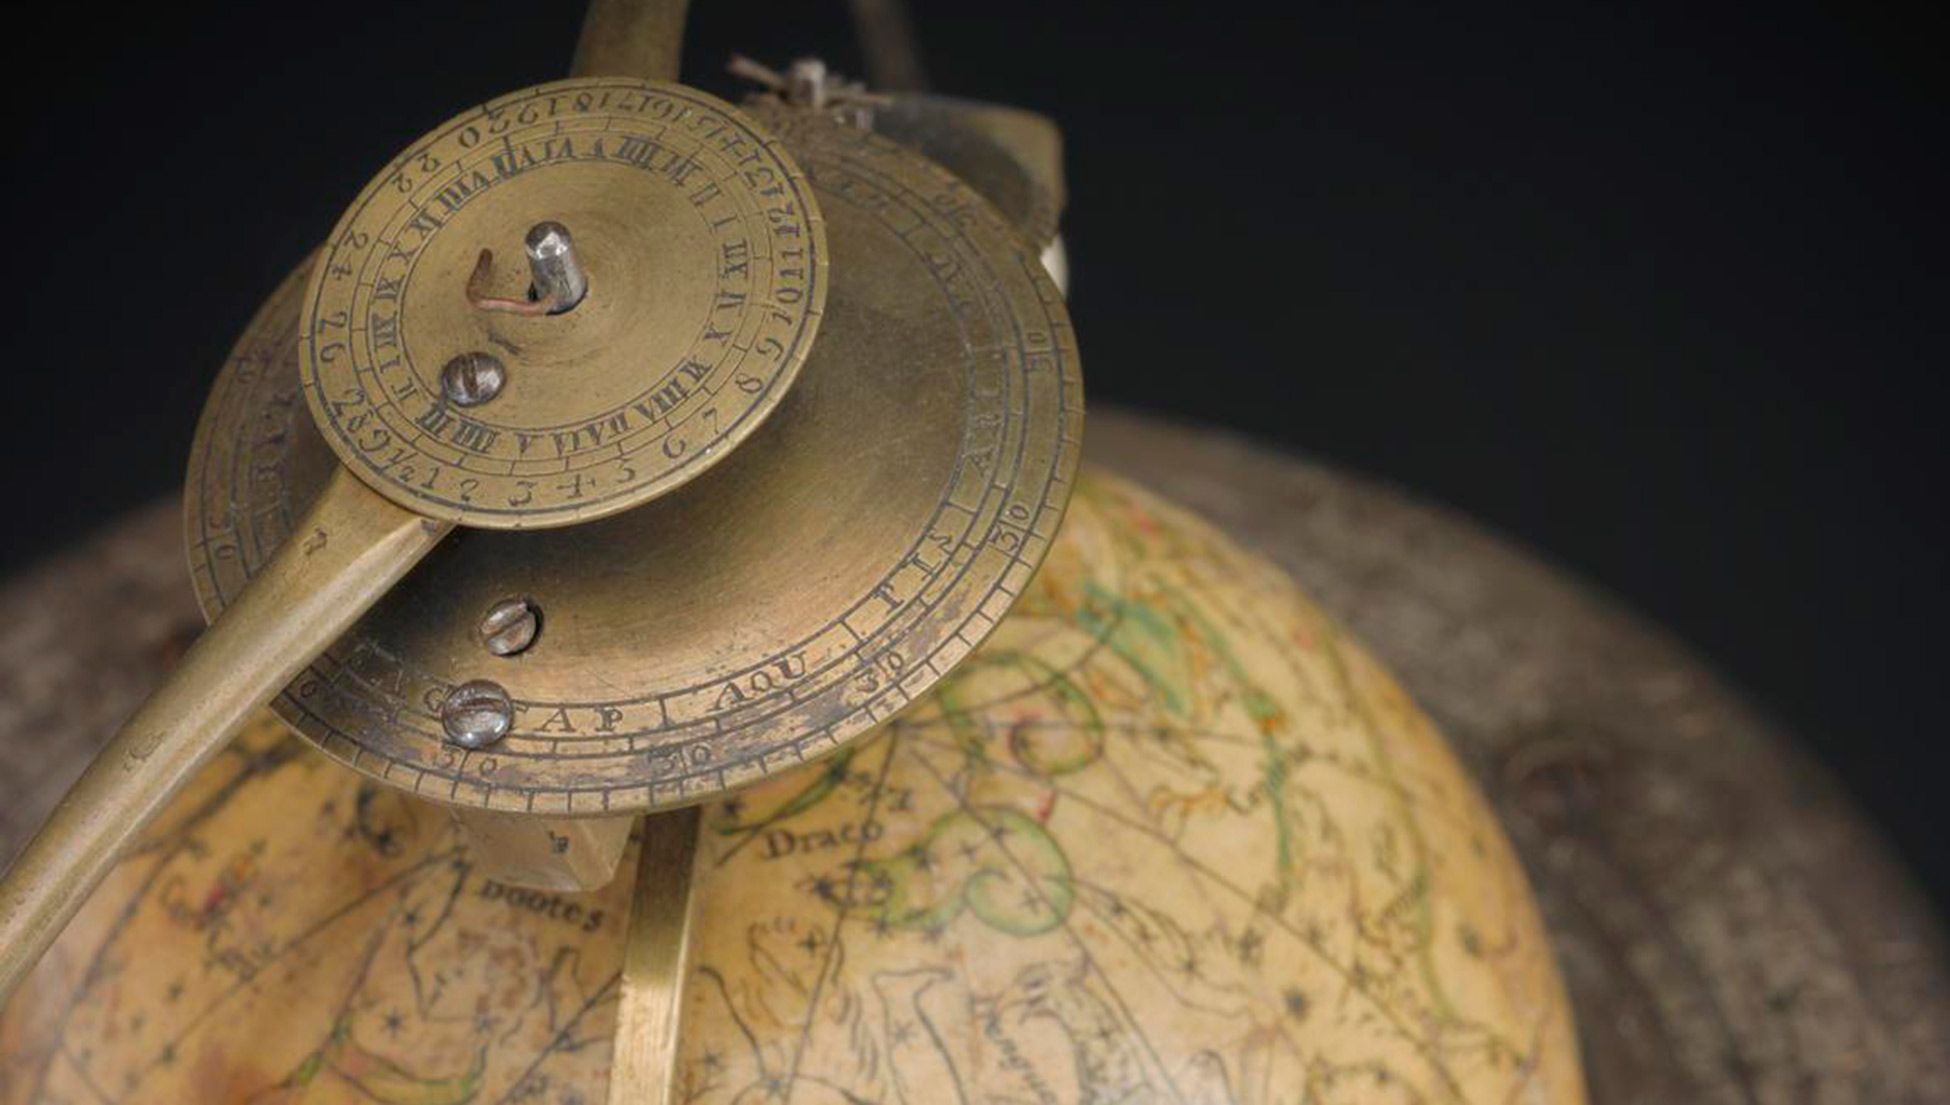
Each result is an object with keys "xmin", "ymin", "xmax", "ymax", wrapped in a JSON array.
[
  {"xmin": 465, "ymin": 220, "xmax": 589, "ymax": 316},
  {"xmin": 524, "ymin": 221, "xmax": 588, "ymax": 313}
]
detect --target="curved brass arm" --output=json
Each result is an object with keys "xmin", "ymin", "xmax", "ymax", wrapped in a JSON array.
[
  {"xmin": 572, "ymin": 0, "xmax": 691, "ymax": 81},
  {"xmin": 0, "ymin": 469, "xmax": 450, "ymax": 1001}
]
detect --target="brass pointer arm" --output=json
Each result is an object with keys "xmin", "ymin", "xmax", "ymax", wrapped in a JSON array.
[{"xmin": 0, "ymin": 469, "xmax": 450, "ymax": 1000}]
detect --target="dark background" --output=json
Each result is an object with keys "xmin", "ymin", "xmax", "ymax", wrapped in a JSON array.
[{"xmin": 1, "ymin": 3, "xmax": 1943, "ymax": 909}]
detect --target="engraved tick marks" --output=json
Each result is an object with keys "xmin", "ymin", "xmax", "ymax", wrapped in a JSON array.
[
  {"xmin": 188, "ymin": 114, "xmax": 1079, "ymax": 814},
  {"xmin": 298, "ymin": 78, "xmax": 827, "ymax": 530}
]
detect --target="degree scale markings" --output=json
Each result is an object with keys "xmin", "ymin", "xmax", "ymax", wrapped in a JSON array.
[
  {"xmin": 374, "ymin": 138, "xmax": 1070, "ymax": 792},
  {"xmin": 187, "ymin": 109, "xmax": 1081, "ymax": 815},
  {"xmin": 377, "ymin": 121, "xmax": 742, "ymax": 443},
  {"xmin": 301, "ymin": 79, "xmax": 827, "ymax": 529},
  {"xmin": 345, "ymin": 141, "xmax": 1062, "ymax": 809},
  {"xmin": 347, "ymin": 110, "xmax": 780, "ymax": 493}
]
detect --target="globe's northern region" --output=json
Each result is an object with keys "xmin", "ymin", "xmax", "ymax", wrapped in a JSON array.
[{"xmin": 0, "ymin": 471, "xmax": 1584, "ymax": 1104}]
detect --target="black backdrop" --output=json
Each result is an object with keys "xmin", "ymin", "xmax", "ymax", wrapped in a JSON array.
[{"xmin": 2, "ymin": 2, "xmax": 1943, "ymax": 910}]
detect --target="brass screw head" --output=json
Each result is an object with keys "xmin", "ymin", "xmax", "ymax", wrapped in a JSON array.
[
  {"xmin": 441, "ymin": 352, "xmax": 506, "ymax": 407},
  {"xmin": 479, "ymin": 597, "xmax": 540, "ymax": 657},
  {"xmin": 440, "ymin": 680, "xmax": 513, "ymax": 749}
]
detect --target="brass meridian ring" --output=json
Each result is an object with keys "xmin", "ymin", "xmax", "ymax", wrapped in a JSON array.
[
  {"xmin": 301, "ymin": 78, "xmax": 827, "ymax": 529},
  {"xmin": 187, "ymin": 111, "xmax": 1083, "ymax": 815}
]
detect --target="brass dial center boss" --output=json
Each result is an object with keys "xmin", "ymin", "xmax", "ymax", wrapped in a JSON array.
[{"xmin": 301, "ymin": 78, "xmax": 827, "ymax": 528}]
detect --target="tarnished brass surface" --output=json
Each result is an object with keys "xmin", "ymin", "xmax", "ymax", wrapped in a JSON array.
[
  {"xmin": 189, "ymin": 111, "xmax": 1082, "ymax": 816},
  {"xmin": 873, "ymin": 94, "xmax": 1065, "ymax": 248},
  {"xmin": 303, "ymin": 78, "xmax": 826, "ymax": 530},
  {"xmin": 0, "ymin": 0, "xmax": 1083, "ymax": 1061},
  {"xmin": 1, "ymin": 59, "xmax": 838, "ymax": 997},
  {"xmin": 0, "ymin": 469, "xmax": 448, "ymax": 1001},
  {"xmin": 847, "ymin": 0, "xmax": 930, "ymax": 92},
  {"xmin": 606, "ymin": 808, "xmax": 705, "ymax": 1105},
  {"xmin": 573, "ymin": 0, "xmax": 691, "ymax": 82}
]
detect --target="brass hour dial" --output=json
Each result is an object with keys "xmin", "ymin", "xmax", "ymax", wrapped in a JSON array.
[{"xmin": 302, "ymin": 78, "xmax": 827, "ymax": 529}]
